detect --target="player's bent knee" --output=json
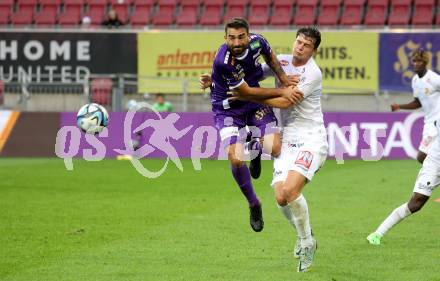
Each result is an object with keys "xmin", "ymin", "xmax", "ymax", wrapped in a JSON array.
[
  {"xmin": 271, "ymin": 141, "xmax": 281, "ymax": 157},
  {"xmin": 275, "ymin": 195, "xmax": 287, "ymax": 206},
  {"xmin": 417, "ymin": 152, "xmax": 426, "ymax": 164},
  {"xmin": 408, "ymin": 201, "xmax": 424, "ymax": 213},
  {"xmin": 228, "ymin": 154, "xmax": 244, "ymax": 167}
]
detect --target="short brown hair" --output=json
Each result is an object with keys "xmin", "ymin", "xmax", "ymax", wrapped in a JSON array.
[{"xmin": 224, "ymin": 17, "xmax": 249, "ymax": 34}]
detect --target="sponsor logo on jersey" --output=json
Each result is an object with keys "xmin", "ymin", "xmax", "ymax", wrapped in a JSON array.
[
  {"xmin": 250, "ymin": 41, "xmax": 261, "ymax": 50},
  {"xmin": 288, "ymin": 142, "xmax": 304, "ymax": 148},
  {"xmin": 295, "ymin": 151, "xmax": 314, "ymax": 170}
]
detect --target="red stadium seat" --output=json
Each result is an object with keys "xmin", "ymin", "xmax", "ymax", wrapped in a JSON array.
[
  {"xmin": 364, "ymin": 0, "xmax": 389, "ymax": 26},
  {"xmin": 157, "ymin": 0, "xmax": 177, "ymax": 7},
  {"xmin": 133, "ymin": 0, "xmax": 154, "ymax": 6},
  {"xmin": 412, "ymin": 0, "xmax": 435, "ymax": 26},
  {"xmin": 317, "ymin": 0, "xmax": 342, "ymax": 26},
  {"xmin": 272, "ymin": 0, "xmax": 293, "ymax": 5},
  {"xmin": 152, "ymin": 5, "xmax": 174, "ymax": 25},
  {"xmin": 84, "ymin": 6, "xmax": 105, "ymax": 25},
  {"xmin": 88, "ymin": 0, "xmax": 108, "ymax": 6},
  {"xmin": 388, "ymin": 0, "xmax": 411, "ymax": 26},
  {"xmin": 175, "ymin": 5, "xmax": 198, "ymax": 26},
  {"xmin": 17, "ymin": 0, "xmax": 37, "ymax": 9},
  {"xmin": 203, "ymin": 0, "xmax": 224, "ymax": 6},
  {"xmin": 340, "ymin": 0, "xmax": 365, "ymax": 26},
  {"xmin": 225, "ymin": 0, "xmax": 248, "ymax": 7},
  {"xmin": 0, "ymin": 0, "xmax": 13, "ymax": 7},
  {"xmin": 58, "ymin": 8, "xmax": 81, "ymax": 26},
  {"xmin": 180, "ymin": 0, "xmax": 200, "ymax": 6},
  {"xmin": 248, "ymin": 5, "xmax": 269, "ymax": 26},
  {"xmin": 91, "ymin": 78, "xmax": 112, "ymax": 106},
  {"xmin": 0, "ymin": 7, "xmax": 10, "ymax": 25},
  {"xmin": 34, "ymin": 8, "xmax": 57, "ymax": 25},
  {"xmin": 11, "ymin": 9, "xmax": 34, "ymax": 26},
  {"xmin": 222, "ymin": 5, "xmax": 246, "ymax": 23},
  {"xmin": 294, "ymin": 0, "xmax": 318, "ymax": 26},
  {"xmin": 199, "ymin": 5, "xmax": 222, "ymax": 26},
  {"xmin": 269, "ymin": 4, "xmax": 293, "ymax": 27},
  {"xmin": 130, "ymin": 6, "xmax": 151, "ymax": 26},
  {"xmin": 112, "ymin": 3, "xmax": 129, "ymax": 23}
]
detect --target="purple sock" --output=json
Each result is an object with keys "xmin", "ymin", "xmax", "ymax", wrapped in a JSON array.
[{"xmin": 231, "ymin": 164, "xmax": 260, "ymax": 207}]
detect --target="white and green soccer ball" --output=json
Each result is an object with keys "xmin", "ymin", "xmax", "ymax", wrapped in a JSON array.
[{"xmin": 76, "ymin": 103, "xmax": 109, "ymax": 134}]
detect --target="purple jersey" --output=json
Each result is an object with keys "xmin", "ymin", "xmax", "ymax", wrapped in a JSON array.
[{"xmin": 210, "ymin": 33, "xmax": 273, "ymax": 113}]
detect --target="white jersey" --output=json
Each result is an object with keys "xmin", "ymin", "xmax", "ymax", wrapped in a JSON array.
[
  {"xmin": 263, "ymin": 55, "xmax": 324, "ymax": 131},
  {"xmin": 411, "ymin": 69, "xmax": 440, "ymax": 124}
]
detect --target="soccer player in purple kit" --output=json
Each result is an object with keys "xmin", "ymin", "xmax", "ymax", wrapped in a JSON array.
[{"xmin": 204, "ymin": 18, "xmax": 298, "ymax": 232}]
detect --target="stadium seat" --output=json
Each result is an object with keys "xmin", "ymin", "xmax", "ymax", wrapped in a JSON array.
[
  {"xmin": 222, "ymin": 5, "xmax": 247, "ymax": 23},
  {"xmin": 317, "ymin": 0, "xmax": 342, "ymax": 26},
  {"xmin": 199, "ymin": 4, "xmax": 222, "ymax": 26},
  {"xmin": 272, "ymin": 0, "xmax": 294, "ymax": 6},
  {"xmin": 91, "ymin": 78, "xmax": 112, "ymax": 105},
  {"xmin": 175, "ymin": 5, "xmax": 198, "ymax": 26},
  {"xmin": 84, "ymin": 6, "xmax": 105, "ymax": 25},
  {"xmin": 364, "ymin": 0, "xmax": 389, "ymax": 26},
  {"xmin": 17, "ymin": 0, "xmax": 37, "ymax": 10},
  {"xmin": 294, "ymin": 0, "xmax": 318, "ymax": 26},
  {"xmin": 269, "ymin": 4, "xmax": 293, "ymax": 27},
  {"xmin": 34, "ymin": 8, "xmax": 57, "ymax": 26},
  {"xmin": 388, "ymin": 0, "xmax": 412, "ymax": 26},
  {"xmin": 340, "ymin": 0, "xmax": 365, "ymax": 26},
  {"xmin": 152, "ymin": 5, "xmax": 175, "ymax": 26},
  {"xmin": 248, "ymin": 5, "xmax": 269, "ymax": 26},
  {"xmin": 58, "ymin": 8, "xmax": 81, "ymax": 26},
  {"xmin": 269, "ymin": 0, "xmax": 293, "ymax": 27},
  {"xmin": 0, "ymin": 8, "xmax": 10, "ymax": 25},
  {"xmin": 11, "ymin": 9, "xmax": 34, "ymax": 26},
  {"xmin": 180, "ymin": 0, "xmax": 200, "ymax": 6},
  {"xmin": 63, "ymin": 0, "xmax": 84, "ymax": 15},
  {"xmin": 130, "ymin": 6, "xmax": 151, "ymax": 26},
  {"xmin": 112, "ymin": 3, "xmax": 130, "ymax": 23},
  {"xmin": 412, "ymin": 0, "xmax": 435, "ymax": 26}
]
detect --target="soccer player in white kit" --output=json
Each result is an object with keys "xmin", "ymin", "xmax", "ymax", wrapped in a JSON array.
[
  {"xmin": 232, "ymin": 27, "xmax": 327, "ymax": 273},
  {"xmin": 367, "ymin": 117, "xmax": 440, "ymax": 245},
  {"xmin": 390, "ymin": 49, "xmax": 440, "ymax": 163}
]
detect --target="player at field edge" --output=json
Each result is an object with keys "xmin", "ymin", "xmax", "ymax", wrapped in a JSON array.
[
  {"xmin": 201, "ymin": 18, "xmax": 299, "ymax": 233},
  {"xmin": 390, "ymin": 48, "xmax": 440, "ymax": 163},
  {"xmin": 367, "ymin": 117, "xmax": 440, "ymax": 245}
]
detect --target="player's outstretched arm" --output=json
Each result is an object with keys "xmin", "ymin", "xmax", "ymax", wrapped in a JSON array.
[
  {"xmin": 233, "ymin": 84, "xmax": 304, "ymax": 107},
  {"xmin": 234, "ymin": 81, "xmax": 298, "ymax": 103},
  {"xmin": 391, "ymin": 98, "xmax": 421, "ymax": 111}
]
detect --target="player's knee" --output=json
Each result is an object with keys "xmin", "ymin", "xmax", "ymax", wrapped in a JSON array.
[
  {"xmin": 275, "ymin": 194, "xmax": 287, "ymax": 206},
  {"xmin": 408, "ymin": 200, "xmax": 424, "ymax": 213},
  {"xmin": 417, "ymin": 152, "xmax": 426, "ymax": 164},
  {"xmin": 271, "ymin": 141, "xmax": 281, "ymax": 157}
]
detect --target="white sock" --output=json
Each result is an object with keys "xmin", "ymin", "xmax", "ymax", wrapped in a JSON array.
[
  {"xmin": 375, "ymin": 203, "xmax": 411, "ymax": 237},
  {"xmin": 277, "ymin": 204, "xmax": 298, "ymax": 234},
  {"xmin": 288, "ymin": 194, "xmax": 312, "ymax": 247}
]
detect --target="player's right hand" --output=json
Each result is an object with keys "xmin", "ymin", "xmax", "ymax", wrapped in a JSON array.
[
  {"xmin": 282, "ymin": 86, "xmax": 303, "ymax": 104},
  {"xmin": 390, "ymin": 103, "xmax": 400, "ymax": 112},
  {"xmin": 199, "ymin": 73, "xmax": 212, "ymax": 90}
]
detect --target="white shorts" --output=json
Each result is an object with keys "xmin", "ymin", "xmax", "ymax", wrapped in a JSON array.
[
  {"xmin": 413, "ymin": 138, "xmax": 440, "ymax": 196},
  {"xmin": 271, "ymin": 127, "xmax": 328, "ymax": 186},
  {"xmin": 418, "ymin": 122, "xmax": 438, "ymax": 154}
]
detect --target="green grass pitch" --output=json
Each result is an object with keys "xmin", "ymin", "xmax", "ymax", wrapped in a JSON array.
[{"xmin": 0, "ymin": 159, "xmax": 439, "ymax": 281}]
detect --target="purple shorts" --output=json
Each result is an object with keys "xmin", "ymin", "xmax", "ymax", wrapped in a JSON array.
[{"xmin": 214, "ymin": 104, "xmax": 279, "ymax": 148}]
